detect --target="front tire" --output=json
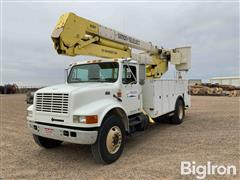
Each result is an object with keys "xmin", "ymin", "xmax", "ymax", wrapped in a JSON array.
[
  {"xmin": 171, "ymin": 99, "xmax": 185, "ymax": 124},
  {"xmin": 33, "ymin": 134, "xmax": 62, "ymax": 148},
  {"xmin": 91, "ymin": 115, "xmax": 126, "ymax": 164}
]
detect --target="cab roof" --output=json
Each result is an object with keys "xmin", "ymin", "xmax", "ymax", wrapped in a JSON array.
[{"xmin": 69, "ymin": 58, "xmax": 137, "ymax": 67}]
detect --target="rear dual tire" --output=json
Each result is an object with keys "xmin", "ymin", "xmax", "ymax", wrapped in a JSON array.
[
  {"xmin": 153, "ymin": 98, "xmax": 185, "ymax": 124},
  {"xmin": 171, "ymin": 99, "xmax": 185, "ymax": 124}
]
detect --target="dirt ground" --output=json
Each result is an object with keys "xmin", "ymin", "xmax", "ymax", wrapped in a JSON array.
[{"xmin": 0, "ymin": 95, "xmax": 239, "ymax": 179}]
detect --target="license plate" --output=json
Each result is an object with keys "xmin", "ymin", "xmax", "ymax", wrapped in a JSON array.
[{"xmin": 44, "ymin": 128, "xmax": 54, "ymax": 135}]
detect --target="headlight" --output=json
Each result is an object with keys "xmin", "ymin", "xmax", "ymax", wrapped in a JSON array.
[
  {"xmin": 73, "ymin": 115, "xmax": 86, "ymax": 123},
  {"xmin": 73, "ymin": 115, "xmax": 98, "ymax": 124},
  {"xmin": 27, "ymin": 110, "xmax": 33, "ymax": 117}
]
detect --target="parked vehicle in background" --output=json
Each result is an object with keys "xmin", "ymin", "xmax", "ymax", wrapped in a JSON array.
[{"xmin": 0, "ymin": 84, "xmax": 18, "ymax": 94}]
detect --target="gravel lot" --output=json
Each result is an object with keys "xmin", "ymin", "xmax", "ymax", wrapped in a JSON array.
[{"xmin": 0, "ymin": 95, "xmax": 239, "ymax": 179}]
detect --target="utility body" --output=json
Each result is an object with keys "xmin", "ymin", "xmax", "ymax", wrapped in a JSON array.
[{"xmin": 27, "ymin": 13, "xmax": 191, "ymax": 164}]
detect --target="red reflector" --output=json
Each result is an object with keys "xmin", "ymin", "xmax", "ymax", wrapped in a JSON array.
[{"xmin": 117, "ymin": 90, "xmax": 122, "ymax": 97}]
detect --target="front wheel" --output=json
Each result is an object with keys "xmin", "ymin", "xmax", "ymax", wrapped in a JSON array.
[
  {"xmin": 171, "ymin": 99, "xmax": 185, "ymax": 124},
  {"xmin": 33, "ymin": 134, "xmax": 63, "ymax": 148},
  {"xmin": 91, "ymin": 115, "xmax": 126, "ymax": 164}
]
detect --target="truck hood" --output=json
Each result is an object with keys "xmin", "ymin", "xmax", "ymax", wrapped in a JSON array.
[
  {"xmin": 33, "ymin": 83, "xmax": 121, "ymax": 127},
  {"xmin": 36, "ymin": 83, "xmax": 116, "ymax": 94}
]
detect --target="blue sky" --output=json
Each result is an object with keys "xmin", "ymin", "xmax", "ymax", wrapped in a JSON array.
[{"xmin": 1, "ymin": 1, "xmax": 239, "ymax": 86}]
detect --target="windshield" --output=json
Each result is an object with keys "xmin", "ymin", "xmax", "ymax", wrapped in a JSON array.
[{"xmin": 68, "ymin": 62, "xmax": 119, "ymax": 83}]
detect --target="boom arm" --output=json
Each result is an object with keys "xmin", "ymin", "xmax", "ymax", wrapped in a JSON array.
[{"xmin": 51, "ymin": 12, "xmax": 191, "ymax": 78}]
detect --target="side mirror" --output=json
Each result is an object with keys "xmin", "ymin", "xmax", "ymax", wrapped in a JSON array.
[
  {"xmin": 126, "ymin": 68, "xmax": 132, "ymax": 78},
  {"xmin": 139, "ymin": 64, "xmax": 145, "ymax": 85}
]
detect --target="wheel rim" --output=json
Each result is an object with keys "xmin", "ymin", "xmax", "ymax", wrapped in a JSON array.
[
  {"xmin": 106, "ymin": 126, "xmax": 122, "ymax": 154},
  {"xmin": 178, "ymin": 104, "xmax": 183, "ymax": 119}
]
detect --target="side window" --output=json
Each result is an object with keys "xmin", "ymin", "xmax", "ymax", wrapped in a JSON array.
[{"xmin": 122, "ymin": 65, "xmax": 137, "ymax": 84}]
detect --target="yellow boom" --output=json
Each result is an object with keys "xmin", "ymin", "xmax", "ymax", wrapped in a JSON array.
[
  {"xmin": 51, "ymin": 12, "xmax": 131, "ymax": 58},
  {"xmin": 51, "ymin": 12, "xmax": 191, "ymax": 78}
]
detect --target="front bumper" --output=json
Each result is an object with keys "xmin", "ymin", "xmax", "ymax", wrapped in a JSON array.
[{"xmin": 27, "ymin": 121, "xmax": 98, "ymax": 145}]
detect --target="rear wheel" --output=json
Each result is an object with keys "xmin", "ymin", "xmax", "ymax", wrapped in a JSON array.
[
  {"xmin": 171, "ymin": 99, "xmax": 185, "ymax": 124},
  {"xmin": 91, "ymin": 115, "xmax": 125, "ymax": 164},
  {"xmin": 33, "ymin": 134, "xmax": 63, "ymax": 148}
]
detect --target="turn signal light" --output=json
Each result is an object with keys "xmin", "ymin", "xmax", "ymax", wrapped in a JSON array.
[{"xmin": 86, "ymin": 115, "xmax": 98, "ymax": 124}]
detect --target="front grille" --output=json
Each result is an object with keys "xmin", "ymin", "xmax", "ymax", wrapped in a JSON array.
[{"xmin": 36, "ymin": 93, "xmax": 69, "ymax": 114}]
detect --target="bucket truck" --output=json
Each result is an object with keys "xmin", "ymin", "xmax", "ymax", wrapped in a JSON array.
[{"xmin": 27, "ymin": 12, "xmax": 191, "ymax": 164}]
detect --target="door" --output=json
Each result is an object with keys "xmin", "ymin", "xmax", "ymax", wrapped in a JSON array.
[{"xmin": 121, "ymin": 64, "xmax": 141, "ymax": 115}]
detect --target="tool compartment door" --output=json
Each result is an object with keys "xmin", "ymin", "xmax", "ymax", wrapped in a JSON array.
[
  {"xmin": 168, "ymin": 81, "xmax": 176, "ymax": 111},
  {"xmin": 155, "ymin": 80, "xmax": 170, "ymax": 115},
  {"xmin": 153, "ymin": 80, "xmax": 180, "ymax": 117}
]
